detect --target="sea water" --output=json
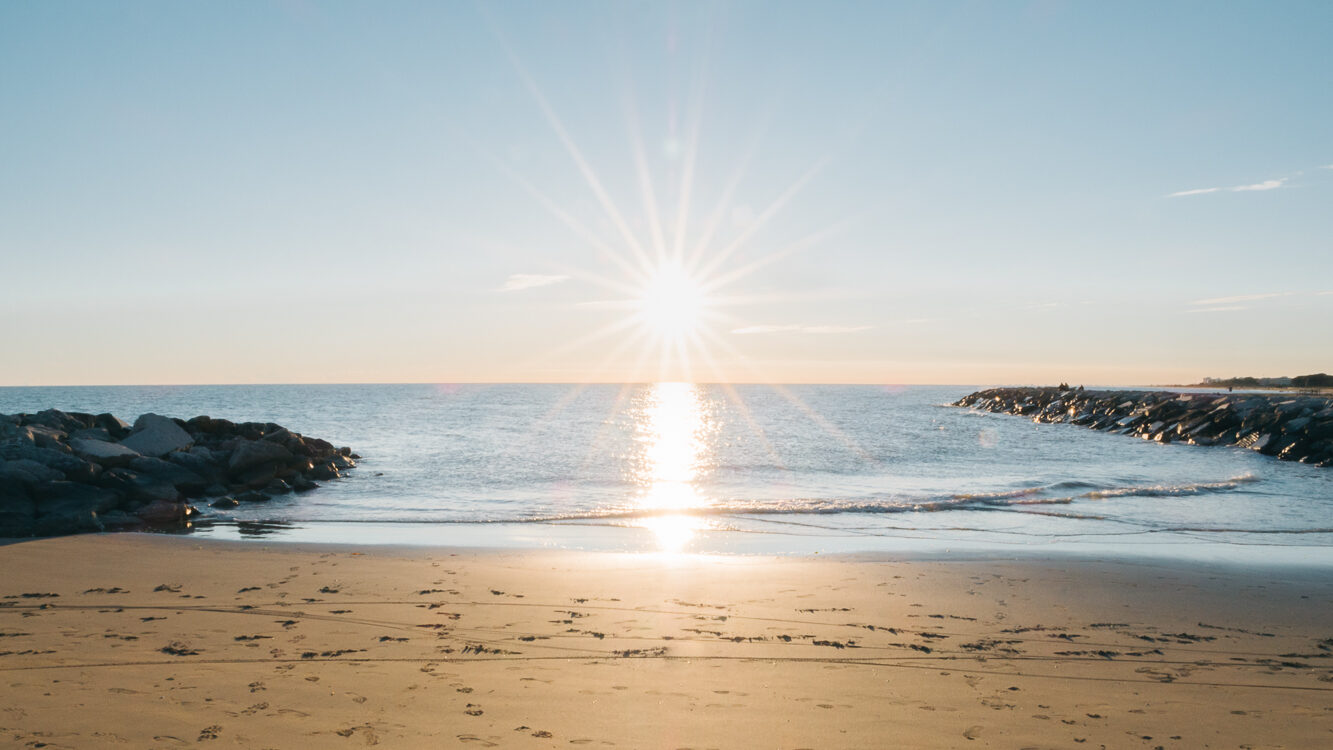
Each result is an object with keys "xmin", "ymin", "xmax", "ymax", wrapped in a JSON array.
[{"xmin": 2, "ymin": 384, "xmax": 1330, "ymax": 562}]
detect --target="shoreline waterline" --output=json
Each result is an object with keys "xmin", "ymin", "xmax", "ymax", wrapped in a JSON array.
[{"xmin": 171, "ymin": 518, "xmax": 1333, "ymax": 568}]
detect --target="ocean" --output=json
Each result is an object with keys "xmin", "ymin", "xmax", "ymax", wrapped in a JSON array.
[{"xmin": 2, "ymin": 383, "xmax": 1330, "ymax": 563}]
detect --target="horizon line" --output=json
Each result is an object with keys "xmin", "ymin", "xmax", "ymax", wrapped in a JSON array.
[{"xmin": 0, "ymin": 380, "xmax": 1226, "ymax": 389}]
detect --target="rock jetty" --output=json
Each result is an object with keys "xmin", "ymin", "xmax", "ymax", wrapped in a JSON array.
[
  {"xmin": 955, "ymin": 387, "xmax": 1333, "ymax": 467},
  {"xmin": 0, "ymin": 409, "xmax": 359, "ymax": 537}
]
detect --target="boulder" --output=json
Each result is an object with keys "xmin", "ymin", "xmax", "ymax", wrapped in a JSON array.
[
  {"xmin": 228, "ymin": 440, "xmax": 293, "ymax": 474},
  {"xmin": 71, "ymin": 438, "xmax": 141, "ymax": 468},
  {"xmin": 232, "ymin": 463, "xmax": 277, "ymax": 489},
  {"xmin": 26, "ymin": 425, "xmax": 70, "ymax": 451},
  {"xmin": 0, "ymin": 459, "xmax": 64, "ymax": 484},
  {"xmin": 210, "ymin": 496, "xmax": 239, "ymax": 509},
  {"xmin": 35, "ymin": 481, "xmax": 121, "ymax": 513},
  {"xmin": 0, "ymin": 442, "xmax": 95, "ymax": 477},
  {"xmin": 128, "ymin": 457, "xmax": 209, "ymax": 496},
  {"xmin": 136, "ymin": 499, "xmax": 187, "ymax": 525},
  {"xmin": 119, "ymin": 414, "xmax": 194, "ymax": 457},
  {"xmin": 27, "ymin": 409, "xmax": 87, "ymax": 433},
  {"xmin": 0, "ymin": 505, "xmax": 36, "ymax": 537},
  {"xmin": 32, "ymin": 482, "xmax": 119, "ymax": 534},
  {"xmin": 0, "ymin": 421, "xmax": 35, "ymax": 443},
  {"xmin": 100, "ymin": 469, "xmax": 180, "ymax": 504},
  {"xmin": 94, "ymin": 413, "xmax": 131, "ymax": 439},
  {"xmin": 309, "ymin": 461, "xmax": 340, "ymax": 480},
  {"xmin": 166, "ymin": 448, "xmax": 227, "ymax": 484},
  {"xmin": 70, "ymin": 427, "xmax": 113, "ymax": 442},
  {"xmin": 0, "ymin": 475, "xmax": 34, "ymax": 504}
]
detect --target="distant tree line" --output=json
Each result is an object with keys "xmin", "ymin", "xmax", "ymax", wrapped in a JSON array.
[{"xmin": 1200, "ymin": 373, "xmax": 1333, "ymax": 388}]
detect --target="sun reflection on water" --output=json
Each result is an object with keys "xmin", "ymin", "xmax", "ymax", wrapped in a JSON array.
[{"xmin": 634, "ymin": 382, "xmax": 712, "ymax": 552}]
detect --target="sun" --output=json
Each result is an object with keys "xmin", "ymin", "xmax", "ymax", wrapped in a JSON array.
[{"xmin": 637, "ymin": 264, "xmax": 705, "ymax": 339}]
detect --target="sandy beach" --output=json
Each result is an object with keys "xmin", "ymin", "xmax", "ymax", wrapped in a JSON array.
[{"xmin": 0, "ymin": 535, "xmax": 1327, "ymax": 748}]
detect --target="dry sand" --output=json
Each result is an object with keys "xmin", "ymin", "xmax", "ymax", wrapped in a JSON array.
[{"xmin": 0, "ymin": 534, "xmax": 1329, "ymax": 748}]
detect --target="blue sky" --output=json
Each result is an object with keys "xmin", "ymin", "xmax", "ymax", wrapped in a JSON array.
[{"xmin": 2, "ymin": 1, "xmax": 1330, "ymax": 385}]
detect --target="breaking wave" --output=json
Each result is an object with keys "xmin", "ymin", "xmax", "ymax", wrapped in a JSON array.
[{"xmin": 498, "ymin": 474, "xmax": 1264, "ymax": 524}]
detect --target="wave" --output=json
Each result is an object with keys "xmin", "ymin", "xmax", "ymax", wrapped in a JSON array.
[
  {"xmin": 205, "ymin": 474, "xmax": 1265, "ymax": 527},
  {"xmin": 497, "ymin": 474, "xmax": 1264, "ymax": 523}
]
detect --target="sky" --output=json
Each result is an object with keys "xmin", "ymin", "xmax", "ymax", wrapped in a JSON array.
[{"xmin": 1, "ymin": 0, "xmax": 1330, "ymax": 386}]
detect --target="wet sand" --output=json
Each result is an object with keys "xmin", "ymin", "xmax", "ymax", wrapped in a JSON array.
[{"xmin": 0, "ymin": 534, "xmax": 1329, "ymax": 748}]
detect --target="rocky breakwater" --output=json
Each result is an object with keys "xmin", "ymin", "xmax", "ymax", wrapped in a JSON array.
[
  {"xmin": 0, "ymin": 409, "xmax": 359, "ymax": 537},
  {"xmin": 954, "ymin": 387, "xmax": 1333, "ymax": 467}
]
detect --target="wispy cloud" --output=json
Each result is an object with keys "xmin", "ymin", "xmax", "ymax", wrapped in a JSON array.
[
  {"xmin": 1187, "ymin": 306, "xmax": 1247, "ymax": 314},
  {"xmin": 499, "ymin": 274, "xmax": 569, "ymax": 292},
  {"xmin": 1190, "ymin": 292, "xmax": 1292, "ymax": 306},
  {"xmin": 1232, "ymin": 178, "xmax": 1286, "ymax": 192},
  {"xmin": 1169, "ymin": 187, "xmax": 1221, "ymax": 197},
  {"xmin": 1168, "ymin": 177, "xmax": 1287, "ymax": 197},
  {"xmin": 730, "ymin": 324, "xmax": 872, "ymax": 335}
]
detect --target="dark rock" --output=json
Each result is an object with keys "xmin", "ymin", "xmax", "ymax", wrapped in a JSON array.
[
  {"xmin": 33, "ymin": 512, "xmax": 101, "ymax": 535},
  {"xmin": 309, "ymin": 462, "xmax": 341, "ymax": 481},
  {"xmin": 33, "ymin": 482, "xmax": 118, "ymax": 532},
  {"xmin": 70, "ymin": 438, "xmax": 141, "ymax": 468},
  {"xmin": 228, "ymin": 440, "xmax": 293, "ymax": 474},
  {"xmin": 0, "ymin": 408, "xmax": 358, "ymax": 537},
  {"xmin": 0, "ymin": 475, "xmax": 34, "ymax": 503},
  {"xmin": 185, "ymin": 415, "xmax": 214, "ymax": 433},
  {"xmin": 136, "ymin": 499, "xmax": 187, "ymax": 525},
  {"xmin": 290, "ymin": 475, "xmax": 318, "ymax": 493},
  {"xmin": 233, "ymin": 463, "xmax": 277, "ymax": 489},
  {"xmin": 63, "ymin": 459, "xmax": 102, "ymax": 484},
  {"xmin": 120, "ymin": 414, "xmax": 194, "ymax": 457},
  {"xmin": 0, "ymin": 503, "xmax": 36, "ymax": 537},
  {"xmin": 300, "ymin": 436, "xmax": 336, "ymax": 457},
  {"xmin": 1, "ymin": 459, "xmax": 65, "ymax": 485},
  {"xmin": 262, "ymin": 428, "xmax": 293, "ymax": 444},
  {"xmin": 100, "ymin": 469, "xmax": 180, "ymax": 505},
  {"xmin": 69, "ymin": 427, "xmax": 113, "ymax": 442},
  {"xmin": 1, "ymin": 442, "xmax": 96, "ymax": 477},
  {"xmin": 954, "ymin": 387, "xmax": 1333, "ymax": 468},
  {"xmin": 27, "ymin": 425, "xmax": 72, "ymax": 452},
  {"xmin": 94, "ymin": 413, "xmax": 131, "ymax": 439},
  {"xmin": 27, "ymin": 409, "xmax": 87, "ymax": 433},
  {"xmin": 128, "ymin": 457, "xmax": 209, "ymax": 496},
  {"xmin": 166, "ymin": 448, "xmax": 227, "ymax": 484}
]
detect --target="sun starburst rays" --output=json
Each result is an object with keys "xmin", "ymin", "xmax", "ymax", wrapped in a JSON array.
[{"xmin": 474, "ymin": 13, "xmax": 877, "ymax": 495}]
